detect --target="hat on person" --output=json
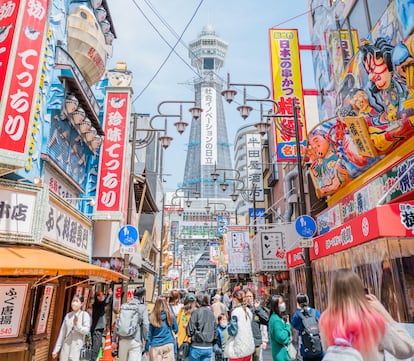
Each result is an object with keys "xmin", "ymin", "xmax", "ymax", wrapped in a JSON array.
[
  {"xmin": 185, "ymin": 292, "xmax": 196, "ymax": 301},
  {"xmin": 213, "ymin": 294, "xmax": 221, "ymax": 300}
]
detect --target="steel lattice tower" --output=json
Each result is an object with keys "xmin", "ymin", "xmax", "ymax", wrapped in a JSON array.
[{"xmin": 182, "ymin": 25, "xmax": 233, "ymax": 199}]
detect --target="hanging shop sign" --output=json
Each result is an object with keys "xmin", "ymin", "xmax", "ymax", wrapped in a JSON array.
[
  {"xmin": 0, "ymin": 0, "xmax": 49, "ymax": 172},
  {"xmin": 95, "ymin": 90, "xmax": 131, "ymax": 219},
  {"xmin": 269, "ymin": 28, "xmax": 307, "ymax": 162},
  {"xmin": 0, "ymin": 283, "xmax": 28, "ymax": 338},
  {"xmin": 227, "ymin": 227, "xmax": 251, "ymax": 274},
  {"xmin": 287, "ymin": 201, "xmax": 414, "ymax": 267}
]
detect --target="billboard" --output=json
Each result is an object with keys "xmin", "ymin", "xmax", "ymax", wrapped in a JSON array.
[
  {"xmin": 95, "ymin": 91, "xmax": 131, "ymax": 217},
  {"xmin": 269, "ymin": 28, "xmax": 307, "ymax": 162},
  {"xmin": 201, "ymin": 86, "xmax": 217, "ymax": 166}
]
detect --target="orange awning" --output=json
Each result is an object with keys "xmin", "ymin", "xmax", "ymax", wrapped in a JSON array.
[{"xmin": 0, "ymin": 246, "xmax": 128, "ymax": 281}]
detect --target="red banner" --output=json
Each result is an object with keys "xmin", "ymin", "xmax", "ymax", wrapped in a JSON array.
[
  {"xmin": 0, "ymin": 0, "xmax": 48, "ymax": 153},
  {"xmin": 287, "ymin": 201, "xmax": 414, "ymax": 267},
  {"xmin": 96, "ymin": 92, "xmax": 129, "ymax": 213}
]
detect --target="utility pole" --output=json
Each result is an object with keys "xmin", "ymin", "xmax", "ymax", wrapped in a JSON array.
[
  {"xmin": 122, "ymin": 113, "xmax": 138, "ymax": 303},
  {"xmin": 292, "ymin": 98, "xmax": 314, "ymax": 306}
]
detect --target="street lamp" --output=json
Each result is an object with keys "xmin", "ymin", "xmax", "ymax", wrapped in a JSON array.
[
  {"xmin": 125, "ymin": 98, "xmax": 201, "ymax": 300},
  {"xmin": 136, "ymin": 99, "xmax": 202, "ymax": 149},
  {"xmin": 222, "ymin": 73, "xmax": 314, "ymax": 306}
]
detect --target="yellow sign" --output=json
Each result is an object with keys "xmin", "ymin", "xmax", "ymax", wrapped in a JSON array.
[
  {"xmin": 269, "ymin": 28, "xmax": 307, "ymax": 162},
  {"xmin": 343, "ymin": 116, "xmax": 378, "ymax": 158}
]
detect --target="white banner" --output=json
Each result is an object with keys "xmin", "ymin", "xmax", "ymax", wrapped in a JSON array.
[
  {"xmin": 0, "ymin": 188, "xmax": 36, "ymax": 235},
  {"xmin": 251, "ymin": 223, "xmax": 296, "ymax": 272},
  {"xmin": 0, "ymin": 283, "xmax": 28, "ymax": 338},
  {"xmin": 246, "ymin": 133, "xmax": 264, "ymax": 202},
  {"xmin": 227, "ymin": 229, "xmax": 251, "ymax": 274},
  {"xmin": 201, "ymin": 86, "xmax": 217, "ymax": 166}
]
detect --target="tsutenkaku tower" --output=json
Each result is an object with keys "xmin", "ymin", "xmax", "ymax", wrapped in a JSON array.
[{"xmin": 182, "ymin": 25, "xmax": 233, "ymax": 199}]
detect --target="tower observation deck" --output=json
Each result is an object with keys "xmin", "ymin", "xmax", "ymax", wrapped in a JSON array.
[{"xmin": 183, "ymin": 25, "xmax": 233, "ymax": 199}]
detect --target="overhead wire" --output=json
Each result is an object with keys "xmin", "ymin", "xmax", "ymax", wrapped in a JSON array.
[{"xmin": 130, "ymin": 0, "xmax": 205, "ymax": 103}]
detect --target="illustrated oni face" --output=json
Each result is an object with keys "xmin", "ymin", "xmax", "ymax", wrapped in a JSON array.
[{"xmin": 364, "ymin": 52, "xmax": 392, "ymax": 90}]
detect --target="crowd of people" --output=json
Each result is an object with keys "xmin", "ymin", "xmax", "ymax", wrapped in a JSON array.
[{"xmin": 51, "ymin": 269, "xmax": 414, "ymax": 361}]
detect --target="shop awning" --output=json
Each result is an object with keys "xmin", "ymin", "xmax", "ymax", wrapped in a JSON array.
[{"xmin": 0, "ymin": 246, "xmax": 128, "ymax": 281}]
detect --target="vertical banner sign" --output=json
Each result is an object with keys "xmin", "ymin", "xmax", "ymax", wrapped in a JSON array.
[
  {"xmin": 201, "ymin": 86, "xmax": 217, "ymax": 166},
  {"xmin": 0, "ymin": 0, "xmax": 48, "ymax": 154},
  {"xmin": 246, "ymin": 133, "xmax": 264, "ymax": 202},
  {"xmin": 35, "ymin": 285, "xmax": 53, "ymax": 335},
  {"xmin": 325, "ymin": 29, "xmax": 359, "ymax": 85},
  {"xmin": 269, "ymin": 28, "xmax": 307, "ymax": 162},
  {"xmin": 96, "ymin": 91, "xmax": 129, "ymax": 214},
  {"xmin": 0, "ymin": 283, "xmax": 28, "ymax": 338},
  {"xmin": 227, "ymin": 229, "xmax": 251, "ymax": 274}
]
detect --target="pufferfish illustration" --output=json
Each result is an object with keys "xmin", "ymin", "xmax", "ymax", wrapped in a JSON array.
[
  {"xmin": 24, "ymin": 26, "xmax": 41, "ymax": 41},
  {"xmin": 110, "ymin": 97, "xmax": 126, "ymax": 109},
  {"xmin": 0, "ymin": 24, "xmax": 13, "ymax": 43}
]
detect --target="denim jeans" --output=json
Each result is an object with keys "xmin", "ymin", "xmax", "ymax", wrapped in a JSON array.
[{"xmin": 189, "ymin": 346, "xmax": 212, "ymax": 361}]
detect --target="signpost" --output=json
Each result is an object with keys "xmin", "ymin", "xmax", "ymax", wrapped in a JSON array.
[
  {"xmin": 118, "ymin": 225, "xmax": 139, "ymax": 246},
  {"xmin": 295, "ymin": 215, "xmax": 317, "ymax": 239}
]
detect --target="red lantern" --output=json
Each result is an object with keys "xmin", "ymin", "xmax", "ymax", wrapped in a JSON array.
[{"xmin": 280, "ymin": 271, "xmax": 290, "ymax": 281}]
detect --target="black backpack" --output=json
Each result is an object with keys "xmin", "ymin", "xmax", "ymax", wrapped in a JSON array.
[{"xmin": 298, "ymin": 308, "xmax": 323, "ymax": 356}]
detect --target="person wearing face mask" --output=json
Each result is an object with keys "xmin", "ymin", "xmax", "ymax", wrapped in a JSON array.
[
  {"xmin": 52, "ymin": 294, "xmax": 91, "ymax": 361},
  {"xmin": 215, "ymin": 313, "xmax": 229, "ymax": 361},
  {"xmin": 244, "ymin": 288, "xmax": 269, "ymax": 361},
  {"xmin": 268, "ymin": 295, "xmax": 292, "ymax": 361},
  {"xmin": 90, "ymin": 288, "xmax": 113, "ymax": 361}
]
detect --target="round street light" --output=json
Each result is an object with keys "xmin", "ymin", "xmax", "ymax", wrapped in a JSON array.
[
  {"xmin": 236, "ymin": 104, "xmax": 253, "ymax": 120},
  {"xmin": 221, "ymin": 88, "xmax": 237, "ymax": 103},
  {"xmin": 220, "ymin": 182, "xmax": 229, "ymax": 192},
  {"xmin": 189, "ymin": 106, "xmax": 203, "ymax": 119},
  {"xmin": 158, "ymin": 135, "xmax": 173, "ymax": 149},
  {"xmin": 174, "ymin": 120, "xmax": 188, "ymax": 134},
  {"xmin": 254, "ymin": 121, "xmax": 271, "ymax": 136}
]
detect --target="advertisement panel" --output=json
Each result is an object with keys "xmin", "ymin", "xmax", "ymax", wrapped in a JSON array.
[
  {"xmin": 95, "ymin": 91, "xmax": 130, "ymax": 216},
  {"xmin": 269, "ymin": 28, "xmax": 307, "ymax": 162},
  {"xmin": 201, "ymin": 86, "xmax": 217, "ymax": 166},
  {"xmin": 246, "ymin": 133, "xmax": 264, "ymax": 202},
  {"xmin": 227, "ymin": 228, "xmax": 251, "ymax": 274},
  {"xmin": 0, "ymin": 283, "xmax": 28, "ymax": 338},
  {"xmin": 0, "ymin": 0, "xmax": 49, "ymax": 170}
]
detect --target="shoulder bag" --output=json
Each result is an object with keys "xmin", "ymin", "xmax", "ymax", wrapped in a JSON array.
[{"xmin": 79, "ymin": 312, "xmax": 92, "ymax": 361}]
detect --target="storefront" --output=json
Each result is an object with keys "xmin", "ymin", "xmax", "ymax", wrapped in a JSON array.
[
  {"xmin": 0, "ymin": 246, "xmax": 126, "ymax": 361},
  {"xmin": 287, "ymin": 201, "xmax": 414, "ymax": 322}
]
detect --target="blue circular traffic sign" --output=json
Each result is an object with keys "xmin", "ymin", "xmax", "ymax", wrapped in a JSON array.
[
  {"xmin": 118, "ymin": 225, "xmax": 139, "ymax": 246},
  {"xmin": 295, "ymin": 215, "xmax": 317, "ymax": 238}
]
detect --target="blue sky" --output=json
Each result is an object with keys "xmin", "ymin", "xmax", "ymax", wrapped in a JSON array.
[{"xmin": 109, "ymin": 0, "xmax": 315, "ymax": 191}]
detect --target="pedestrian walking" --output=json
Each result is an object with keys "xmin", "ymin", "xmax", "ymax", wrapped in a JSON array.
[
  {"xmin": 186, "ymin": 293, "xmax": 217, "ymax": 361},
  {"xmin": 211, "ymin": 294, "xmax": 227, "ymax": 320},
  {"xmin": 215, "ymin": 313, "xmax": 229, "ymax": 361},
  {"xmin": 244, "ymin": 288, "xmax": 269, "ymax": 361},
  {"xmin": 144, "ymin": 297, "xmax": 178, "ymax": 361},
  {"xmin": 268, "ymin": 295, "xmax": 292, "ymax": 361},
  {"xmin": 90, "ymin": 288, "xmax": 113, "ymax": 361},
  {"xmin": 320, "ymin": 268, "xmax": 414, "ymax": 361},
  {"xmin": 176, "ymin": 293, "xmax": 198, "ymax": 361},
  {"xmin": 291, "ymin": 293, "xmax": 323, "ymax": 361},
  {"xmin": 224, "ymin": 289, "xmax": 255, "ymax": 361},
  {"xmin": 52, "ymin": 294, "xmax": 91, "ymax": 361},
  {"xmin": 112, "ymin": 287, "xmax": 149, "ymax": 361}
]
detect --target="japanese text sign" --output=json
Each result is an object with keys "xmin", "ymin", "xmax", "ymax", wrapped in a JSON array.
[
  {"xmin": 269, "ymin": 28, "xmax": 307, "ymax": 162},
  {"xmin": 201, "ymin": 86, "xmax": 217, "ymax": 166},
  {"xmin": 96, "ymin": 91, "xmax": 130, "ymax": 214},
  {"xmin": 0, "ymin": 0, "xmax": 48, "ymax": 154},
  {"xmin": 0, "ymin": 283, "xmax": 28, "ymax": 338}
]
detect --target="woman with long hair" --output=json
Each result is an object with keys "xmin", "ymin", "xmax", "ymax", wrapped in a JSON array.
[
  {"xmin": 144, "ymin": 297, "xmax": 178, "ymax": 361},
  {"xmin": 176, "ymin": 293, "xmax": 198, "ymax": 360},
  {"xmin": 224, "ymin": 289, "xmax": 255, "ymax": 361},
  {"xmin": 320, "ymin": 268, "xmax": 414, "ymax": 361},
  {"xmin": 267, "ymin": 295, "xmax": 292, "ymax": 361}
]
